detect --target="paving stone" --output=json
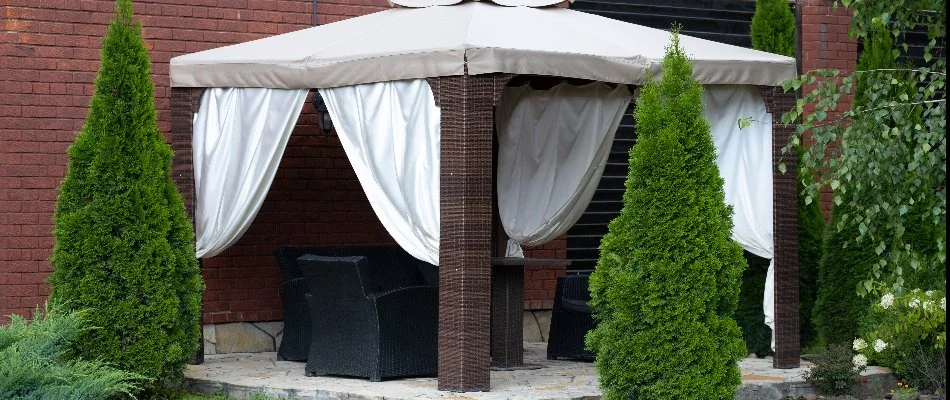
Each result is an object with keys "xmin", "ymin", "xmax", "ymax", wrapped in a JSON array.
[
  {"xmin": 533, "ymin": 310, "xmax": 552, "ymax": 342},
  {"xmin": 186, "ymin": 342, "xmax": 896, "ymax": 400},
  {"xmin": 214, "ymin": 322, "xmax": 276, "ymax": 354},
  {"xmin": 253, "ymin": 321, "xmax": 283, "ymax": 338},
  {"xmin": 203, "ymin": 324, "xmax": 217, "ymax": 355},
  {"xmin": 523, "ymin": 311, "xmax": 544, "ymax": 342}
]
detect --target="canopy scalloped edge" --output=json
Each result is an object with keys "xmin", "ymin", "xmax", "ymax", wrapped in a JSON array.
[{"xmin": 388, "ymin": 0, "xmax": 571, "ymax": 8}]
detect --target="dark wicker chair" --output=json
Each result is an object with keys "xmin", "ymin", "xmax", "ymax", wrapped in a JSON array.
[
  {"xmin": 546, "ymin": 273, "xmax": 596, "ymax": 361},
  {"xmin": 273, "ymin": 245, "xmax": 437, "ymax": 362},
  {"xmin": 298, "ymin": 254, "xmax": 438, "ymax": 381},
  {"xmin": 274, "ymin": 247, "xmax": 318, "ymax": 361}
]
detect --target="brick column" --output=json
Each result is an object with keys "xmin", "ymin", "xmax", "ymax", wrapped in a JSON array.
[{"xmin": 798, "ymin": 0, "xmax": 858, "ymax": 218}]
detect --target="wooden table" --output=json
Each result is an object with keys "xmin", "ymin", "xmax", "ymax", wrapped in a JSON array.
[{"xmin": 490, "ymin": 257, "xmax": 572, "ymax": 370}]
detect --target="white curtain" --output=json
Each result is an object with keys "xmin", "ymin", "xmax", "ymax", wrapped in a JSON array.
[
  {"xmin": 193, "ymin": 88, "xmax": 309, "ymax": 258},
  {"xmin": 701, "ymin": 85, "xmax": 776, "ymax": 349},
  {"xmin": 496, "ymin": 83, "xmax": 632, "ymax": 257},
  {"xmin": 319, "ymin": 80, "xmax": 440, "ymax": 265}
]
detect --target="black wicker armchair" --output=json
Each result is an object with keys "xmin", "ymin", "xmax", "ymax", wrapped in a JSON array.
[
  {"xmin": 298, "ymin": 254, "xmax": 438, "ymax": 381},
  {"xmin": 273, "ymin": 245, "xmax": 437, "ymax": 362},
  {"xmin": 546, "ymin": 273, "xmax": 595, "ymax": 361}
]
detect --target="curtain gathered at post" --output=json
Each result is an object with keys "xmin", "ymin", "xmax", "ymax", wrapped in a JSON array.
[
  {"xmin": 702, "ymin": 85, "xmax": 776, "ymax": 350},
  {"xmin": 495, "ymin": 82, "xmax": 632, "ymax": 257},
  {"xmin": 193, "ymin": 87, "xmax": 309, "ymax": 258},
  {"xmin": 319, "ymin": 79, "xmax": 441, "ymax": 265}
]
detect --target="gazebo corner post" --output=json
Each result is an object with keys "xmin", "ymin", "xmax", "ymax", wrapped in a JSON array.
[
  {"xmin": 429, "ymin": 73, "xmax": 511, "ymax": 392},
  {"xmin": 170, "ymin": 87, "xmax": 206, "ymax": 365},
  {"xmin": 761, "ymin": 85, "xmax": 801, "ymax": 369}
]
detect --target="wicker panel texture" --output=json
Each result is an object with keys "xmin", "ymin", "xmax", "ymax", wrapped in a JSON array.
[
  {"xmin": 490, "ymin": 265, "xmax": 524, "ymax": 367},
  {"xmin": 760, "ymin": 86, "xmax": 800, "ymax": 368}
]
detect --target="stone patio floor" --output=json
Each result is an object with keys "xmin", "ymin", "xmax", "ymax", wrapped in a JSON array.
[{"xmin": 186, "ymin": 342, "xmax": 895, "ymax": 400}]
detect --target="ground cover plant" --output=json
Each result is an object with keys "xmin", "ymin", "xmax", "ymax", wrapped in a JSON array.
[
  {"xmin": 0, "ymin": 304, "xmax": 143, "ymax": 399},
  {"xmin": 47, "ymin": 0, "xmax": 204, "ymax": 395},
  {"xmin": 586, "ymin": 30, "xmax": 747, "ymax": 400}
]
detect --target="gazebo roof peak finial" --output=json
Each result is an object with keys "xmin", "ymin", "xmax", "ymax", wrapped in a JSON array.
[{"xmin": 387, "ymin": 0, "xmax": 571, "ymax": 9}]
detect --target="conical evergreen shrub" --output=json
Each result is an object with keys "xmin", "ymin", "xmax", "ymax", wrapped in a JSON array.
[
  {"xmin": 750, "ymin": 0, "xmax": 796, "ymax": 57},
  {"xmin": 48, "ymin": 0, "xmax": 203, "ymax": 393},
  {"xmin": 586, "ymin": 32, "xmax": 748, "ymax": 400}
]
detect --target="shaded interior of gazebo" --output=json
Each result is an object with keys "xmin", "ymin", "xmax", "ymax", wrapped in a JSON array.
[{"xmin": 169, "ymin": 1, "xmax": 801, "ymax": 392}]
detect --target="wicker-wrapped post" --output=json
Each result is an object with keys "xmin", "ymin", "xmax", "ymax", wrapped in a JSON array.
[
  {"xmin": 760, "ymin": 85, "xmax": 800, "ymax": 369},
  {"xmin": 428, "ymin": 72, "xmax": 511, "ymax": 391},
  {"xmin": 170, "ymin": 87, "xmax": 206, "ymax": 365}
]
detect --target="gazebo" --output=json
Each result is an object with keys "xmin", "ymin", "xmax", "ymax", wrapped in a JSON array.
[{"xmin": 169, "ymin": 0, "xmax": 800, "ymax": 392}]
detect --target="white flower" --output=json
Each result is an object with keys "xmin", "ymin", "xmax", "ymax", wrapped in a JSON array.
[
  {"xmin": 926, "ymin": 290, "xmax": 935, "ymax": 297},
  {"xmin": 941, "ymin": 297, "xmax": 946, "ymax": 311},
  {"xmin": 909, "ymin": 298, "xmax": 921, "ymax": 308},
  {"xmin": 853, "ymin": 354, "xmax": 868, "ymax": 368},
  {"xmin": 853, "ymin": 338, "xmax": 868, "ymax": 351},
  {"xmin": 923, "ymin": 300, "xmax": 934, "ymax": 310},
  {"xmin": 873, "ymin": 339, "xmax": 888, "ymax": 353},
  {"xmin": 880, "ymin": 293, "xmax": 895, "ymax": 309}
]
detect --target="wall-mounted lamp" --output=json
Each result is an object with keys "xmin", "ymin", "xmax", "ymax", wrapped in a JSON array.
[{"xmin": 312, "ymin": 92, "xmax": 333, "ymax": 136}]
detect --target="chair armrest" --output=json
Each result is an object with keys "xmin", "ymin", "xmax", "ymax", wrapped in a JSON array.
[
  {"xmin": 368, "ymin": 285, "xmax": 436, "ymax": 300},
  {"xmin": 561, "ymin": 298, "xmax": 593, "ymax": 313},
  {"xmin": 279, "ymin": 277, "xmax": 307, "ymax": 294}
]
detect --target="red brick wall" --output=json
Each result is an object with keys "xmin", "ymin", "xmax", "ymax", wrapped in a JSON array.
[
  {"xmin": 798, "ymin": 0, "xmax": 858, "ymax": 219},
  {"xmin": 0, "ymin": 0, "xmax": 389, "ymax": 323},
  {"xmin": 521, "ymin": 237, "xmax": 567, "ymax": 310}
]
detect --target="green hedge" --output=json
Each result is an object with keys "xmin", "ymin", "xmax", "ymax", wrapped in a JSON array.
[
  {"xmin": 734, "ymin": 252, "xmax": 772, "ymax": 357},
  {"xmin": 812, "ymin": 205, "xmax": 876, "ymax": 346},
  {"xmin": 586, "ymin": 31, "xmax": 747, "ymax": 400},
  {"xmin": 47, "ymin": 0, "xmax": 203, "ymax": 394},
  {"xmin": 797, "ymin": 165, "xmax": 825, "ymax": 350}
]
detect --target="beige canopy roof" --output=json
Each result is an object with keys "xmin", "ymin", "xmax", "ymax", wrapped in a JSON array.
[{"xmin": 169, "ymin": 2, "xmax": 796, "ymax": 89}]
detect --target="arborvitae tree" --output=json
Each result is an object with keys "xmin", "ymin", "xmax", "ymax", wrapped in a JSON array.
[
  {"xmin": 586, "ymin": 32, "xmax": 747, "ymax": 400},
  {"xmin": 750, "ymin": 0, "xmax": 796, "ymax": 57},
  {"xmin": 47, "ymin": 0, "xmax": 203, "ymax": 393}
]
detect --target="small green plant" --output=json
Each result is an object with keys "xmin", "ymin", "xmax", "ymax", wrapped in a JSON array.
[
  {"xmin": 750, "ymin": 0, "xmax": 796, "ymax": 57},
  {"xmin": 803, "ymin": 343, "xmax": 867, "ymax": 396},
  {"xmin": 586, "ymin": 29, "xmax": 747, "ymax": 400},
  {"xmin": 0, "ymin": 304, "xmax": 144, "ymax": 400},
  {"xmin": 47, "ymin": 0, "xmax": 203, "ymax": 394},
  {"xmin": 892, "ymin": 381, "xmax": 919, "ymax": 400}
]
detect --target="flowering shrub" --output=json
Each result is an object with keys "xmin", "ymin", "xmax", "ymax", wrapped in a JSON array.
[{"xmin": 856, "ymin": 289, "xmax": 947, "ymax": 393}]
